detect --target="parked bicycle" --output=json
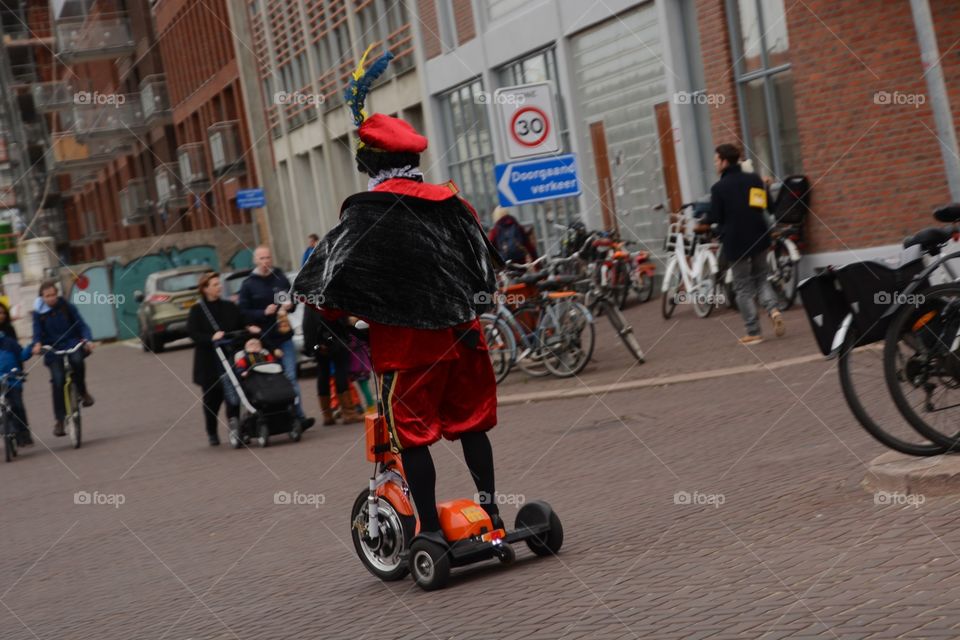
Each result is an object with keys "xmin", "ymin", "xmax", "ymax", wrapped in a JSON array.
[
  {"xmin": 800, "ymin": 203, "xmax": 960, "ymax": 456},
  {"xmin": 660, "ymin": 201, "xmax": 720, "ymax": 319},
  {"xmin": 481, "ymin": 257, "xmax": 595, "ymax": 382},
  {"xmin": 2, "ymin": 371, "xmax": 25, "ymax": 462},
  {"xmin": 42, "ymin": 341, "xmax": 87, "ymax": 449}
]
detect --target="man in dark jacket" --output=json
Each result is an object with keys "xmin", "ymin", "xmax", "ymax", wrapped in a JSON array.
[
  {"xmin": 238, "ymin": 247, "xmax": 314, "ymax": 430},
  {"xmin": 30, "ymin": 280, "xmax": 95, "ymax": 436},
  {"xmin": 707, "ymin": 144, "xmax": 785, "ymax": 344}
]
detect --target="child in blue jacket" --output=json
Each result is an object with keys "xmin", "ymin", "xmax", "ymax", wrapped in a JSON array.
[{"xmin": 0, "ymin": 329, "xmax": 33, "ymax": 446}]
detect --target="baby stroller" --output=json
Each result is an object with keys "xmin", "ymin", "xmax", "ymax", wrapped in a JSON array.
[{"xmin": 214, "ymin": 331, "xmax": 302, "ymax": 448}]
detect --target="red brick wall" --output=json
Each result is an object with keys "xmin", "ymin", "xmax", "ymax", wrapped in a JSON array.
[
  {"xmin": 696, "ymin": 0, "xmax": 960, "ymax": 254},
  {"xmin": 695, "ymin": 0, "xmax": 742, "ymax": 148},
  {"xmin": 452, "ymin": 0, "xmax": 475, "ymax": 45},
  {"xmin": 418, "ymin": 0, "xmax": 442, "ymax": 60}
]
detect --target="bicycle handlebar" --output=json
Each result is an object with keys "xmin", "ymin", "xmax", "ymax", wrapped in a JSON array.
[{"xmin": 41, "ymin": 341, "xmax": 87, "ymax": 355}]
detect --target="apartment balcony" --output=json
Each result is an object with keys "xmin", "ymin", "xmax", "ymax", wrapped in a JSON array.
[
  {"xmin": 155, "ymin": 163, "xmax": 189, "ymax": 210},
  {"xmin": 177, "ymin": 142, "xmax": 210, "ymax": 189},
  {"xmin": 119, "ymin": 177, "xmax": 154, "ymax": 226},
  {"xmin": 140, "ymin": 75, "xmax": 172, "ymax": 126},
  {"xmin": 56, "ymin": 16, "xmax": 135, "ymax": 65},
  {"xmin": 52, "ymin": 134, "xmax": 130, "ymax": 174},
  {"xmin": 208, "ymin": 121, "xmax": 246, "ymax": 178},
  {"xmin": 72, "ymin": 96, "xmax": 146, "ymax": 140},
  {"xmin": 32, "ymin": 82, "xmax": 74, "ymax": 112}
]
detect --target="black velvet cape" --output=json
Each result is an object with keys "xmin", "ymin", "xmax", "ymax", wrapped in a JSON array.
[{"xmin": 293, "ymin": 190, "xmax": 503, "ymax": 330}]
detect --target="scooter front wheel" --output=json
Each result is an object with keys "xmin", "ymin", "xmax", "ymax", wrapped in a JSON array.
[
  {"xmin": 409, "ymin": 538, "xmax": 450, "ymax": 591},
  {"xmin": 350, "ymin": 490, "xmax": 416, "ymax": 581}
]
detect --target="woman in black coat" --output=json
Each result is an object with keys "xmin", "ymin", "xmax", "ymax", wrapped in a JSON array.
[{"xmin": 187, "ymin": 272, "xmax": 258, "ymax": 445}]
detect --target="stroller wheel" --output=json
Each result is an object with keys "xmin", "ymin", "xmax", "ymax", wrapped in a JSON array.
[
  {"xmin": 289, "ymin": 425, "xmax": 302, "ymax": 442},
  {"xmin": 257, "ymin": 421, "xmax": 270, "ymax": 448}
]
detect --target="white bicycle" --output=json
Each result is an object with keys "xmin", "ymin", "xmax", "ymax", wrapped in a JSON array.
[{"xmin": 660, "ymin": 202, "xmax": 720, "ymax": 319}]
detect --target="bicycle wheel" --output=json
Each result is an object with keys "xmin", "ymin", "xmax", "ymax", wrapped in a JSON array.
[
  {"xmin": 513, "ymin": 304, "xmax": 550, "ymax": 378},
  {"xmin": 68, "ymin": 383, "xmax": 82, "ymax": 449},
  {"xmin": 480, "ymin": 313, "xmax": 515, "ymax": 384},
  {"xmin": 631, "ymin": 271, "xmax": 654, "ymax": 304},
  {"xmin": 541, "ymin": 299, "xmax": 595, "ymax": 378},
  {"xmin": 601, "ymin": 301, "xmax": 645, "ymax": 364},
  {"xmin": 692, "ymin": 261, "xmax": 715, "ymax": 319},
  {"xmin": 884, "ymin": 283, "xmax": 960, "ymax": 450},
  {"xmin": 770, "ymin": 242, "xmax": 799, "ymax": 310},
  {"xmin": 613, "ymin": 262, "xmax": 631, "ymax": 310},
  {"xmin": 838, "ymin": 329, "xmax": 946, "ymax": 456},
  {"xmin": 661, "ymin": 262, "xmax": 680, "ymax": 319}
]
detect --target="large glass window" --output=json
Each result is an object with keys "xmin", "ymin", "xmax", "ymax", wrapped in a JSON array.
[
  {"xmin": 438, "ymin": 79, "xmax": 497, "ymax": 222},
  {"xmin": 727, "ymin": 0, "xmax": 801, "ymax": 179},
  {"xmin": 496, "ymin": 47, "xmax": 577, "ymax": 255}
]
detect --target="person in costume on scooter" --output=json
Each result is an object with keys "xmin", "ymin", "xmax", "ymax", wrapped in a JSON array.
[{"xmin": 294, "ymin": 47, "xmax": 505, "ymax": 550}]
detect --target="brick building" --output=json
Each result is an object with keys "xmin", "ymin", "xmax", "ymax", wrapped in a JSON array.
[
  {"xmin": 153, "ymin": 0, "xmax": 258, "ymax": 237},
  {"xmin": 227, "ymin": 0, "xmax": 423, "ymax": 269},
  {"xmin": 695, "ymin": 0, "xmax": 960, "ymax": 264},
  {"xmin": 414, "ymin": 0, "xmax": 960, "ymax": 266}
]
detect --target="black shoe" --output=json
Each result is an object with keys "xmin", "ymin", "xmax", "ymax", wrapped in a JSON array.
[
  {"xmin": 208, "ymin": 434, "xmax": 220, "ymax": 446},
  {"xmin": 81, "ymin": 393, "xmax": 95, "ymax": 407},
  {"xmin": 53, "ymin": 421, "xmax": 65, "ymax": 437},
  {"xmin": 299, "ymin": 416, "xmax": 316, "ymax": 431},
  {"xmin": 16, "ymin": 431, "xmax": 33, "ymax": 447}
]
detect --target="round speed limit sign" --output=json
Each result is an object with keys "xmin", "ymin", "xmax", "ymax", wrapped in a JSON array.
[{"xmin": 510, "ymin": 106, "xmax": 551, "ymax": 148}]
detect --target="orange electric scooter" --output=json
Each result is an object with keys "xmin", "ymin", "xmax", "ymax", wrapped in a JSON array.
[{"xmin": 348, "ymin": 326, "xmax": 563, "ymax": 591}]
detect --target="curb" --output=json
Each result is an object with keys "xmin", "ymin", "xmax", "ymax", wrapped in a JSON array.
[
  {"xmin": 497, "ymin": 352, "xmax": 825, "ymax": 406},
  {"xmin": 862, "ymin": 451, "xmax": 960, "ymax": 497}
]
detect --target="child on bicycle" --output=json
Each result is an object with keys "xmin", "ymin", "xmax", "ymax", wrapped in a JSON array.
[{"xmin": 0, "ymin": 329, "xmax": 32, "ymax": 446}]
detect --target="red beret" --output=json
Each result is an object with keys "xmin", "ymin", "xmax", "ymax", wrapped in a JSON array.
[{"xmin": 358, "ymin": 113, "xmax": 428, "ymax": 154}]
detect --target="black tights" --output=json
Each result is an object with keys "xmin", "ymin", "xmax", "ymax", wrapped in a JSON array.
[{"xmin": 400, "ymin": 431, "xmax": 498, "ymax": 534}]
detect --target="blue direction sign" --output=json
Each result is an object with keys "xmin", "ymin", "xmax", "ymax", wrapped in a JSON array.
[
  {"xmin": 494, "ymin": 154, "xmax": 581, "ymax": 207},
  {"xmin": 236, "ymin": 188, "xmax": 266, "ymax": 209}
]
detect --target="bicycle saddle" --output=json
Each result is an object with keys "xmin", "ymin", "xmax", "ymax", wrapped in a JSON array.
[
  {"xmin": 538, "ymin": 275, "xmax": 578, "ymax": 291},
  {"xmin": 934, "ymin": 203, "xmax": 960, "ymax": 223},
  {"xmin": 903, "ymin": 226, "xmax": 954, "ymax": 255}
]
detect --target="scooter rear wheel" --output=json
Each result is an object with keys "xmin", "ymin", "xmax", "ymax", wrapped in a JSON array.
[
  {"xmin": 350, "ymin": 490, "xmax": 416, "ymax": 581},
  {"xmin": 516, "ymin": 501, "xmax": 563, "ymax": 557}
]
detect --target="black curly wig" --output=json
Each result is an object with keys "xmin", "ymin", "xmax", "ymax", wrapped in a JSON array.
[{"xmin": 355, "ymin": 147, "xmax": 421, "ymax": 178}]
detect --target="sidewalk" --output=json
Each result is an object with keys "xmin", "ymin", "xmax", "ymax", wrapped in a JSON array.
[{"xmin": 496, "ymin": 299, "xmax": 820, "ymax": 403}]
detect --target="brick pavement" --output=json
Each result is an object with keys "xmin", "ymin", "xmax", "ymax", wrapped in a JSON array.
[{"xmin": 2, "ymin": 301, "xmax": 960, "ymax": 639}]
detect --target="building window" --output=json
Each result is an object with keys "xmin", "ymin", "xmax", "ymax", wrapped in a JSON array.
[
  {"xmin": 496, "ymin": 47, "xmax": 576, "ymax": 254},
  {"xmin": 726, "ymin": 0, "xmax": 801, "ymax": 179},
  {"xmin": 438, "ymin": 79, "xmax": 497, "ymax": 223}
]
